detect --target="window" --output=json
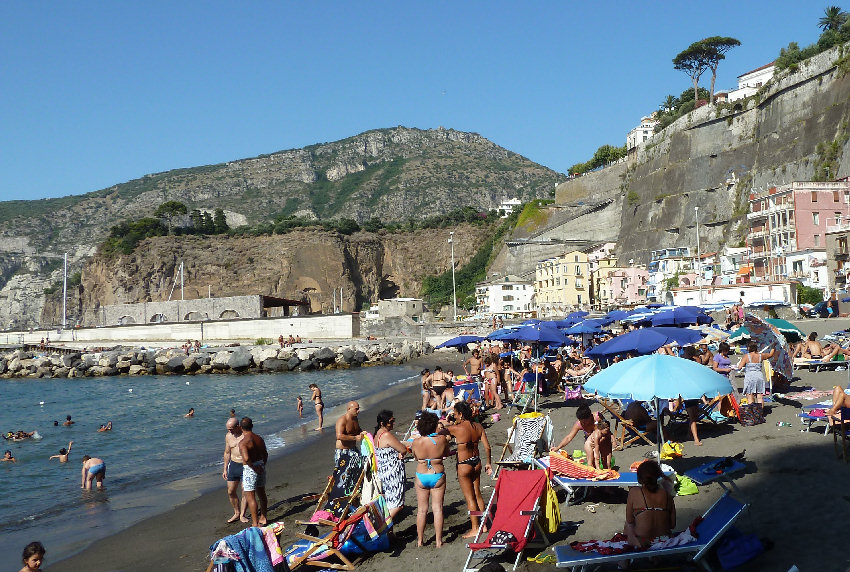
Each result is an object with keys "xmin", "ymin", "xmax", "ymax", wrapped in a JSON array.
[
  {"xmin": 575, "ymin": 265, "xmax": 582, "ymax": 275},
  {"xmin": 555, "ymin": 278, "xmax": 560, "ymax": 286},
  {"xmin": 577, "ymin": 294, "xmax": 582, "ymax": 304},
  {"xmin": 812, "ymin": 192, "xmax": 818, "ymax": 202},
  {"xmin": 813, "ymin": 212, "xmax": 820, "ymax": 225},
  {"xmin": 835, "ymin": 191, "xmax": 841, "ymax": 202},
  {"xmin": 814, "ymin": 234, "xmax": 820, "ymax": 246},
  {"xmin": 836, "ymin": 212, "xmax": 843, "ymax": 226},
  {"xmin": 502, "ymin": 285, "xmax": 513, "ymax": 291},
  {"xmin": 574, "ymin": 255, "xmax": 579, "ymax": 262},
  {"xmin": 502, "ymin": 295, "xmax": 514, "ymax": 301},
  {"xmin": 563, "ymin": 277, "xmax": 569, "ymax": 286}
]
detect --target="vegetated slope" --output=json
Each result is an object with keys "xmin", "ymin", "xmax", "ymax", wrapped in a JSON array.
[{"xmin": 0, "ymin": 126, "xmax": 563, "ymax": 255}]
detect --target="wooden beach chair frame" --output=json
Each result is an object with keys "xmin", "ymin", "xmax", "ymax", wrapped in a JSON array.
[{"xmin": 596, "ymin": 397, "xmax": 654, "ymax": 450}]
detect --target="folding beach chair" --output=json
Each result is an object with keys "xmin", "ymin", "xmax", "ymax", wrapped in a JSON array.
[
  {"xmin": 832, "ymin": 407, "xmax": 850, "ymax": 462},
  {"xmin": 497, "ymin": 412, "xmax": 551, "ymax": 469},
  {"xmin": 297, "ymin": 453, "xmax": 366, "ymax": 529},
  {"xmin": 507, "ymin": 371, "xmax": 538, "ymax": 414},
  {"xmin": 554, "ymin": 491, "xmax": 749, "ymax": 571},
  {"xmin": 464, "ymin": 469, "xmax": 550, "ymax": 571},
  {"xmin": 285, "ymin": 494, "xmax": 393, "ymax": 571},
  {"xmin": 563, "ymin": 363, "xmax": 596, "ymax": 399},
  {"xmin": 596, "ymin": 397, "xmax": 654, "ymax": 450}
]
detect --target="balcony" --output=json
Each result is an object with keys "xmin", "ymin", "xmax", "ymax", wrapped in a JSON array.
[{"xmin": 835, "ymin": 250, "xmax": 850, "ymax": 260}]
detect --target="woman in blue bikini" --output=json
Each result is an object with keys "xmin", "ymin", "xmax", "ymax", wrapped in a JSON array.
[{"xmin": 412, "ymin": 412, "xmax": 449, "ymax": 547}]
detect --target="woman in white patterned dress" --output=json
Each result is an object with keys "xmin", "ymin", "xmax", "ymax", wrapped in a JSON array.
[{"xmin": 374, "ymin": 410, "xmax": 409, "ymax": 520}]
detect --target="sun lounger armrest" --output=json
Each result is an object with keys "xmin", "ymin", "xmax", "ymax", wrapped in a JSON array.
[
  {"xmin": 294, "ymin": 518, "xmax": 336, "ymax": 526},
  {"xmin": 295, "ymin": 533, "xmax": 325, "ymax": 542}
]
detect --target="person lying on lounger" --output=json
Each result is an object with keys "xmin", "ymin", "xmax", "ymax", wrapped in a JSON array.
[{"xmin": 824, "ymin": 385, "xmax": 850, "ymax": 418}]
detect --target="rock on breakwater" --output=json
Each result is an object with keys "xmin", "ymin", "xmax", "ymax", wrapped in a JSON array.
[{"xmin": 0, "ymin": 340, "xmax": 432, "ymax": 379}]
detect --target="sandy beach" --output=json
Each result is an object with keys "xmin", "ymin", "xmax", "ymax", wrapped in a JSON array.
[{"xmin": 44, "ymin": 320, "xmax": 850, "ymax": 571}]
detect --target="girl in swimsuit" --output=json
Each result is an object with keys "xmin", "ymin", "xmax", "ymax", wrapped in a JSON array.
[
  {"xmin": 431, "ymin": 366, "xmax": 448, "ymax": 409},
  {"xmin": 440, "ymin": 401, "xmax": 492, "ymax": 538},
  {"xmin": 309, "ymin": 384, "xmax": 324, "ymax": 431},
  {"xmin": 624, "ymin": 460, "xmax": 675, "ymax": 548},
  {"xmin": 412, "ymin": 412, "xmax": 449, "ymax": 547},
  {"xmin": 420, "ymin": 369, "xmax": 433, "ymax": 411}
]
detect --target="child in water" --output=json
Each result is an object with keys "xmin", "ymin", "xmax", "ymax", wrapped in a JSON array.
[
  {"xmin": 296, "ymin": 396, "xmax": 303, "ymax": 418},
  {"xmin": 49, "ymin": 441, "xmax": 73, "ymax": 463},
  {"xmin": 588, "ymin": 419, "xmax": 615, "ymax": 469},
  {"xmin": 19, "ymin": 541, "xmax": 45, "ymax": 572}
]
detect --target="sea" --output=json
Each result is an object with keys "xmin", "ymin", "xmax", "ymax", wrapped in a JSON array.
[{"xmin": 0, "ymin": 364, "xmax": 421, "ymax": 563}]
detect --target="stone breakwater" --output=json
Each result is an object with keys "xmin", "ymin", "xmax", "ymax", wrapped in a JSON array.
[{"xmin": 0, "ymin": 341, "xmax": 433, "ymax": 379}]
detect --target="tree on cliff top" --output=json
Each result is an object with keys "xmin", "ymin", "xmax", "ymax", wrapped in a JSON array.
[
  {"xmin": 819, "ymin": 5, "xmax": 848, "ymax": 31},
  {"xmin": 154, "ymin": 201, "xmax": 187, "ymax": 234},
  {"xmin": 674, "ymin": 42, "xmax": 711, "ymax": 104},
  {"xmin": 700, "ymin": 36, "xmax": 741, "ymax": 104}
]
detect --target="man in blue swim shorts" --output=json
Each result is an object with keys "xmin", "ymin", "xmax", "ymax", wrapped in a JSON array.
[
  {"xmin": 223, "ymin": 418, "xmax": 247, "ymax": 523},
  {"xmin": 81, "ymin": 455, "xmax": 106, "ymax": 490}
]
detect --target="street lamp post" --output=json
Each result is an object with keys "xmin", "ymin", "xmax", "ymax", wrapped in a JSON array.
[
  {"xmin": 449, "ymin": 231, "xmax": 457, "ymax": 322},
  {"xmin": 695, "ymin": 206, "xmax": 702, "ymax": 304}
]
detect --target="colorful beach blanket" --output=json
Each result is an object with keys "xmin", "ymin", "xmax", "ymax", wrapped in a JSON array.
[
  {"xmin": 547, "ymin": 453, "xmax": 620, "ymax": 480},
  {"xmin": 784, "ymin": 389, "xmax": 832, "ymax": 401}
]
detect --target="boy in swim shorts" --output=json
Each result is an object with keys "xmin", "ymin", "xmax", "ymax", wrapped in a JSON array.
[{"xmin": 81, "ymin": 455, "xmax": 106, "ymax": 490}]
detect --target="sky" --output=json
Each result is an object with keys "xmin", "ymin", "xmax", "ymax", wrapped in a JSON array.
[{"xmin": 0, "ymin": 1, "xmax": 830, "ymax": 202}]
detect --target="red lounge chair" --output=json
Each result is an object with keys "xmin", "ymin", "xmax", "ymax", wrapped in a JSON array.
[{"xmin": 464, "ymin": 469, "xmax": 550, "ymax": 571}]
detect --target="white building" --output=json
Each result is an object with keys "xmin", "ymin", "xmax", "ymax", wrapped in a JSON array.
[
  {"xmin": 475, "ymin": 275, "xmax": 534, "ymax": 318},
  {"xmin": 717, "ymin": 246, "xmax": 748, "ymax": 285},
  {"xmin": 498, "ymin": 198, "xmax": 522, "ymax": 218},
  {"xmin": 647, "ymin": 247, "xmax": 694, "ymax": 304},
  {"xmin": 626, "ymin": 116, "xmax": 659, "ymax": 150},
  {"xmin": 785, "ymin": 250, "xmax": 828, "ymax": 289},
  {"xmin": 727, "ymin": 62, "xmax": 775, "ymax": 102}
]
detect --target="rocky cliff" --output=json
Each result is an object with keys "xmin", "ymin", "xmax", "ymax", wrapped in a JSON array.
[
  {"xmin": 1, "ymin": 126, "xmax": 561, "ymax": 328},
  {"xmin": 547, "ymin": 44, "xmax": 850, "ymax": 266},
  {"xmin": 39, "ymin": 225, "xmax": 488, "ymax": 326}
]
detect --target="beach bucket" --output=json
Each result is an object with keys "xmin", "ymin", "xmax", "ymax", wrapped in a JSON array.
[{"xmin": 491, "ymin": 413, "xmax": 501, "ymax": 422}]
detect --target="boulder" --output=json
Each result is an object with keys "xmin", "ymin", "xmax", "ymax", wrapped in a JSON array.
[
  {"xmin": 314, "ymin": 347, "xmax": 337, "ymax": 364},
  {"xmin": 296, "ymin": 349, "xmax": 313, "ymax": 361},
  {"xmin": 340, "ymin": 348, "xmax": 356, "ymax": 363},
  {"xmin": 262, "ymin": 358, "xmax": 287, "ymax": 372},
  {"xmin": 53, "ymin": 367, "xmax": 70, "ymax": 378},
  {"xmin": 164, "ymin": 356, "xmax": 186, "ymax": 374},
  {"xmin": 287, "ymin": 356, "xmax": 301, "ymax": 370},
  {"xmin": 7, "ymin": 357, "xmax": 21, "ymax": 373},
  {"xmin": 277, "ymin": 349, "xmax": 295, "ymax": 361},
  {"xmin": 354, "ymin": 351, "xmax": 368, "ymax": 364},
  {"xmin": 251, "ymin": 347, "xmax": 280, "ymax": 367},
  {"xmin": 297, "ymin": 359, "xmax": 315, "ymax": 371},
  {"xmin": 227, "ymin": 350, "xmax": 253, "ymax": 371},
  {"xmin": 128, "ymin": 365, "xmax": 146, "ymax": 375},
  {"xmin": 199, "ymin": 364, "xmax": 213, "ymax": 374},
  {"xmin": 0, "ymin": 358, "xmax": 5, "ymax": 375},
  {"xmin": 212, "ymin": 351, "xmax": 232, "ymax": 369},
  {"xmin": 182, "ymin": 357, "xmax": 201, "ymax": 373},
  {"xmin": 36, "ymin": 366, "xmax": 53, "ymax": 377},
  {"xmin": 61, "ymin": 354, "xmax": 81, "ymax": 368},
  {"xmin": 193, "ymin": 353, "xmax": 211, "ymax": 366}
]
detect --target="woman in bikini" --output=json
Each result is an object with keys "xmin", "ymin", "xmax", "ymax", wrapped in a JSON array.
[
  {"xmin": 440, "ymin": 401, "xmax": 492, "ymax": 538},
  {"xmin": 411, "ymin": 412, "xmax": 449, "ymax": 547},
  {"xmin": 308, "ymin": 383, "xmax": 324, "ymax": 430},
  {"xmin": 420, "ymin": 369, "xmax": 433, "ymax": 411},
  {"xmin": 430, "ymin": 366, "xmax": 449, "ymax": 410},
  {"xmin": 624, "ymin": 460, "xmax": 676, "ymax": 548},
  {"xmin": 481, "ymin": 356, "xmax": 502, "ymax": 410}
]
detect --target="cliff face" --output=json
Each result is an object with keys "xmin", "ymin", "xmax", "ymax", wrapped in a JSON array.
[
  {"xmin": 39, "ymin": 226, "xmax": 487, "ymax": 325},
  {"xmin": 551, "ymin": 45, "xmax": 850, "ymax": 266}
]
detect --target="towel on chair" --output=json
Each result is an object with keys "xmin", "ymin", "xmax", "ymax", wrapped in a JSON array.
[{"xmin": 218, "ymin": 527, "xmax": 275, "ymax": 572}]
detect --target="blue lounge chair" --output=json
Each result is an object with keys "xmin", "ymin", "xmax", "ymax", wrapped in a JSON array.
[
  {"xmin": 554, "ymin": 491, "xmax": 748, "ymax": 571},
  {"xmin": 534, "ymin": 457, "xmax": 639, "ymax": 505}
]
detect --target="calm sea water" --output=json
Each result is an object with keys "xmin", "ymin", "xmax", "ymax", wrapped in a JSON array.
[{"xmin": 0, "ymin": 365, "xmax": 420, "ymax": 562}]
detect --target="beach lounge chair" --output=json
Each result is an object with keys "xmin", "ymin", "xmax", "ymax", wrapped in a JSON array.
[
  {"xmin": 506, "ymin": 372, "xmax": 538, "ymax": 414},
  {"xmin": 285, "ymin": 494, "xmax": 393, "ymax": 571},
  {"xmin": 296, "ymin": 454, "xmax": 366, "ymax": 528},
  {"xmin": 563, "ymin": 363, "xmax": 596, "ymax": 395},
  {"xmin": 463, "ymin": 469, "xmax": 550, "ymax": 571},
  {"xmin": 534, "ymin": 456, "xmax": 639, "ymax": 505},
  {"xmin": 497, "ymin": 412, "xmax": 551, "ymax": 469},
  {"xmin": 596, "ymin": 397, "xmax": 654, "ymax": 450},
  {"xmin": 553, "ymin": 491, "xmax": 749, "ymax": 571}
]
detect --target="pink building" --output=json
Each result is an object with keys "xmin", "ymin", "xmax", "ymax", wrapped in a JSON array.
[
  {"xmin": 603, "ymin": 267, "xmax": 649, "ymax": 306},
  {"xmin": 746, "ymin": 181, "xmax": 850, "ymax": 281}
]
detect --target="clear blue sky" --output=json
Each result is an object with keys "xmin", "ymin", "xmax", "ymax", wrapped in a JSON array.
[{"xmin": 0, "ymin": 1, "xmax": 828, "ymax": 202}]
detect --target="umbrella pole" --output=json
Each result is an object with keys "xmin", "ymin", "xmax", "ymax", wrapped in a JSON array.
[{"xmin": 655, "ymin": 396, "xmax": 663, "ymax": 462}]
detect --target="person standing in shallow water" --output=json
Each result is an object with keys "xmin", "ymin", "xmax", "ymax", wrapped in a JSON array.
[
  {"xmin": 81, "ymin": 455, "xmax": 106, "ymax": 490},
  {"xmin": 309, "ymin": 384, "xmax": 324, "ymax": 430}
]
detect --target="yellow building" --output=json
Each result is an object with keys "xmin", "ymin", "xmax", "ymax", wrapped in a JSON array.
[{"xmin": 535, "ymin": 251, "xmax": 589, "ymax": 316}]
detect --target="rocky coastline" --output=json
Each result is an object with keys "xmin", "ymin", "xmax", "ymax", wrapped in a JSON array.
[{"xmin": 0, "ymin": 340, "xmax": 433, "ymax": 379}]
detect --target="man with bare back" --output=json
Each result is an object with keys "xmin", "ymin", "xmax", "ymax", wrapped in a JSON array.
[
  {"xmin": 238, "ymin": 417, "xmax": 268, "ymax": 527},
  {"xmin": 463, "ymin": 349, "xmax": 484, "ymax": 380},
  {"xmin": 334, "ymin": 402, "xmax": 365, "ymax": 495}
]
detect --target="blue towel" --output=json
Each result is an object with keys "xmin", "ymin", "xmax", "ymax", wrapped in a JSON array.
[{"xmin": 220, "ymin": 527, "xmax": 274, "ymax": 572}]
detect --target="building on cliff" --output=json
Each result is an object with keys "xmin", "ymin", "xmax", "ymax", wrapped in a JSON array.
[
  {"xmin": 535, "ymin": 251, "xmax": 589, "ymax": 316},
  {"xmin": 745, "ymin": 181, "xmax": 849, "ymax": 287},
  {"xmin": 726, "ymin": 62, "xmax": 775, "ymax": 103},
  {"xmin": 475, "ymin": 275, "xmax": 534, "ymax": 319},
  {"xmin": 626, "ymin": 115, "xmax": 659, "ymax": 151}
]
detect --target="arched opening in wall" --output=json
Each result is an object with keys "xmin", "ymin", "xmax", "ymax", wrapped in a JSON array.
[
  {"xmin": 681, "ymin": 277, "xmax": 691, "ymax": 287},
  {"xmin": 184, "ymin": 311, "xmax": 208, "ymax": 321},
  {"xmin": 118, "ymin": 316, "xmax": 135, "ymax": 325},
  {"xmin": 150, "ymin": 313, "xmax": 167, "ymax": 323},
  {"xmin": 733, "ymin": 103, "xmax": 743, "ymax": 112},
  {"xmin": 220, "ymin": 310, "xmax": 239, "ymax": 319}
]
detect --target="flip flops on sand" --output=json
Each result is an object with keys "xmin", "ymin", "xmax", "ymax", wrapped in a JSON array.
[{"xmin": 527, "ymin": 550, "xmax": 556, "ymax": 564}]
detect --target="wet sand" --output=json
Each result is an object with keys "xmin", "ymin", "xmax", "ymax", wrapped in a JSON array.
[{"xmin": 47, "ymin": 323, "xmax": 850, "ymax": 571}]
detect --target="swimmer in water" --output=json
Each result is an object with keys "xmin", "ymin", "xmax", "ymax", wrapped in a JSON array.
[
  {"xmin": 185, "ymin": 408, "xmax": 195, "ymax": 418},
  {"xmin": 62, "ymin": 415, "xmax": 74, "ymax": 427},
  {"xmin": 2, "ymin": 450, "xmax": 15, "ymax": 462},
  {"xmin": 97, "ymin": 421, "xmax": 112, "ymax": 432},
  {"xmin": 49, "ymin": 441, "xmax": 73, "ymax": 463}
]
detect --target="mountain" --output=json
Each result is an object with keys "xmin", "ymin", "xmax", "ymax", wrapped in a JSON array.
[{"xmin": 0, "ymin": 127, "xmax": 562, "ymax": 328}]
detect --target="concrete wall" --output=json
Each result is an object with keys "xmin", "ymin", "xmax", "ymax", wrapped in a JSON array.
[
  {"xmin": 15, "ymin": 313, "xmax": 359, "ymax": 345},
  {"xmin": 95, "ymin": 295, "xmax": 265, "ymax": 326}
]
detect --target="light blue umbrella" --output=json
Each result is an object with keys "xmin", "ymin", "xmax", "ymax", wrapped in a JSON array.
[{"xmin": 583, "ymin": 354, "xmax": 734, "ymax": 458}]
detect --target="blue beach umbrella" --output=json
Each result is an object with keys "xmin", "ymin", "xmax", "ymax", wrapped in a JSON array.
[
  {"xmin": 435, "ymin": 335, "xmax": 484, "ymax": 350},
  {"xmin": 552, "ymin": 317, "xmax": 581, "ymax": 328},
  {"xmin": 501, "ymin": 324, "xmax": 568, "ymax": 346},
  {"xmin": 567, "ymin": 311, "xmax": 589, "ymax": 319},
  {"xmin": 584, "ymin": 327, "xmax": 705, "ymax": 358},
  {"xmin": 583, "ymin": 354, "xmax": 734, "ymax": 458},
  {"xmin": 487, "ymin": 328, "xmax": 519, "ymax": 341},
  {"xmin": 563, "ymin": 322, "xmax": 603, "ymax": 335},
  {"xmin": 649, "ymin": 307, "xmax": 712, "ymax": 326},
  {"xmin": 604, "ymin": 310, "xmax": 631, "ymax": 321}
]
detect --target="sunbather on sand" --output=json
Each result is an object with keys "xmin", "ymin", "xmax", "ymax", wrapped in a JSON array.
[{"xmin": 824, "ymin": 385, "xmax": 850, "ymax": 417}]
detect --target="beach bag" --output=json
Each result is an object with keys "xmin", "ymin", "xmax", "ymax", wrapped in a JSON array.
[
  {"xmin": 660, "ymin": 441, "xmax": 683, "ymax": 460},
  {"xmin": 674, "ymin": 475, "xmax": 699, "ymax": 496},
  {"xmin": 540, "ymin": 479, "xmax": 561, "ymax": 534},
  {"xmin": 564, "ymin": 386, "xmax": 582, "ymax": 401},
  {"xmin": 738, "ymin": 404, "xmax": 758, "ymax": 427},
  {"xmin": 716, "ymin": 527, "xmax": 764, "ymax": 570}
]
